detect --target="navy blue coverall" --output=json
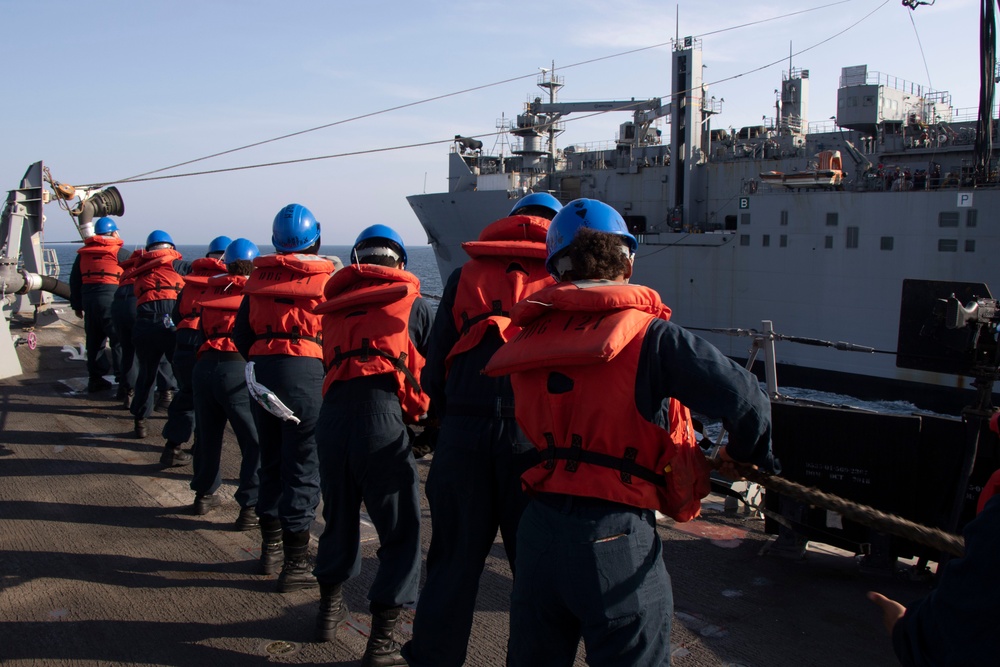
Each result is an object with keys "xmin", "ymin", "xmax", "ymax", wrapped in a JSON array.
[
  {"xmin": 130, "ymin": 259, "xmax": 192, "ymax": 420},
  {"xmin": 506, "ymin": 316, "xmax": 776, "ymax": 667},
  {"xmin": 163, "ymin": 301, "xmax": 201, "ymax": 446},
  {"xmin": 233, "ymin": 298, "xmax": 323, "ymax": 534},
  {"xmin": 112, "ymin": 281, "xmax": 177, "ymax": 396},
  {"xmin": 891, "ymin": 493, "xmax": 1000, "ymax": 666},
  {"xmin": 403, "ymin": 268, "xmax": 539, "ymax": 667},
  {"xmin": 70, "ymin": 248, "xmax": 129, "ymax": 385},
  {"xmin": 190, "ymin": 348, "xmax": 261, "ymax": 510},
  {"xmin": 312, "ymin": 298, "xmax": 433, "ymax": 609}
]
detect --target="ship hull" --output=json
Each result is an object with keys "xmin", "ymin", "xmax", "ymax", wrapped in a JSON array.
[{"xmin": 409, "ymin": 186, "xmax": 998, "ymax": 411}]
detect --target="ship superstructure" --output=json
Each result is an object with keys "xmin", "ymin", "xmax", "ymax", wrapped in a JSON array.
[{"xmin": 408, "ymin": 36, "xmax": 999, "ymax": 409}]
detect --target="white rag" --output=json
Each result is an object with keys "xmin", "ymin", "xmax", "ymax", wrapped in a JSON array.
[{"xmin": 245, "ymin": 361, "xmax": 301, "ymax": 424}]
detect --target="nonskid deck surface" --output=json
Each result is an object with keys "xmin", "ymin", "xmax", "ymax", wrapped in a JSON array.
[{"xmin": 1, "ymin": 312, "xmax": 927, "ymax": 666}]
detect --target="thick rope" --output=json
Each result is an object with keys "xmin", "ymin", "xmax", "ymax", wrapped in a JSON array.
[{"xmin": 718, "ymin": 461, "xmax": 966, "ymax": 557}]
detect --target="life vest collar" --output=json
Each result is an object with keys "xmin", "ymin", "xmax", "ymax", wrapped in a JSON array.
[
  {"xmin": 461, "ymin": 215, "xmax": 550, "ymax": 260},
  {"xmin": 510, "ymin": 281, "xmax": 669, "ymax": 327}
]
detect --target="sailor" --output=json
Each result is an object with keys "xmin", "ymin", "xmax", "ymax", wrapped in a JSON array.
[
  {"xmin": 232, "ymin": 203, "xmax": 334, "ymax": 592},
  {"xmin": 112, "ymin": 247, "xmax": 179, "ymax": 409},
  {"xmin": 159, "ymin": 236, "xmax": 231, "ymax": 467},
  {"xmin": 189, "ymin": 238, "xmax": 261, "ymax": 528},
  {"xmin": 867, "ymin": 411, "xmax": 1000, "ymax": 667},
  {"xmin": 868, "ymin": 482, "xmax": 1000, "ymax": 666},
  {"xmin": 69, "ymin": 216, "xmax": 129, "ymax": 394},
  {"xmin": 484, "ymin": 198, "xmax": 777, "ymax": 666},
  {"xmin": 311, "ymin": 224, "xmax": 432, "ymax": 667},
  {"xmin": 123, "ymin": 230, "xmax": 191, "ymax": 447},
  {"xmin": 402, "ymin": 192, "xmax": 560, "ymax": 667}
]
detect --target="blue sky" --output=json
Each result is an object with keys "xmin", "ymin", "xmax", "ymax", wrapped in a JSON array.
[{"xmin": 1, "ymin": 0, "xmax": 983, "ymax": 246}]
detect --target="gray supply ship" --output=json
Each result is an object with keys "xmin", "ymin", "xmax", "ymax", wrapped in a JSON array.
[{"xmin": 408, "ymin": 34, "xmax": 999, "ymax": 412}]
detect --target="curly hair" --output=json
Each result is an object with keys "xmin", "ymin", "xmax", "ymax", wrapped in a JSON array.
[
  {"xmin": 227, "ymin": 259, "xmax": 255, "ymax": 276},
  {"xmin": 558, "ymin": 227, "xmax": 632, "ymax": 281}
]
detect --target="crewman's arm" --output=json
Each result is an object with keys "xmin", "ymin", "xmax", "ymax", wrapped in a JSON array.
[{"xmin": 636, "ymin": 318, "xmax": 777, "ymax": 472}]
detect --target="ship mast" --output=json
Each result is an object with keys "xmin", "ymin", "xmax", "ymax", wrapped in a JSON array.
[{"xmin": 537, "ymin": 61, "xmax": 563, "ymax": 174}]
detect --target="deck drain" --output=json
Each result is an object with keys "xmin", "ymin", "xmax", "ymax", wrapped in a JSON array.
[{"xmin": 262, "ymin": 640, "xmax": 300, "ymax": 657}]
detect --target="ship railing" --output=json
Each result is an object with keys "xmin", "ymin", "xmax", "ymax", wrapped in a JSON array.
[
  {"xmin": 807, "ymin": 119, "xmax": 839, "ymax": 134},
  {"xmin": 839, "ymin": 70, "xmax": 927, "ymax": 97},
  {"xmin": 951, "ymin": 104, "xmax": 1000, "ymax": 123},
  {"xmin": 692, "ymin": 320, "xmax": 880, "ymax": 405}
]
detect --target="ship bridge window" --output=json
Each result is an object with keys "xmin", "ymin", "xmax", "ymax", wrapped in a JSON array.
[
  {"xmin": 965, "ymin": 240, "xmax": 976, "ymax": 252},
  {"xmin": 762, "ymin": 234, "xmax": 770, "ymax": 247},
  {"xmin": 863, "ymin": 96, "xmax": 876, "ymax": 106},
  {"xmin": 780, "ymin": 234, "xmax": 788, "ymax": 247},
  {"xmin": 938, "ymin": 212, "xmax": 959, "ymax": 227},
  {"xmin": 826, "ymin": 213, "xmax": 839, "ymax": 226},
  {"xmin": 741, "ymin": 213, "xmax": 751, "ymax": 225},
  {"xmin": 846, "ymin": 226, "xmax": 859, "ymax": 249},
  {"xmin": 725, "ymin": 215, "xmax": 737, "ymax": 231},
  {"xmin": 825, "ymin": 235, "xmax": 834, "ymax": 249},
  {"xmin": 967, "ymin": 209, "xmax": 978, "ymax": 227},
  {"xmin": 880, "ymin": 236, "xmax": 894, "ymax": 251},
  {"xmin": 938, "ymin": 239, "xmax": 958, "ymax": 252},
  {"xmin": 740, "ymin": 234, "xmax": 751, "ymax": 246},
  {"xmin": 780, "ymin": 210, "xmax": 789, "ymax": 226}
]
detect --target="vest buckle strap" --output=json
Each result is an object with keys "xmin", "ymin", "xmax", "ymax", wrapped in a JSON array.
[
  {"xmin": 621, "ymin": 447, "xmax": 638, "ymax": 484},
  {"xmin": 564, "ymin": 434, "xmax": 583, "ymax": 473},
  {"xmin": 542, "ymin": 432, "xmax": 557, "ymax": 470}
]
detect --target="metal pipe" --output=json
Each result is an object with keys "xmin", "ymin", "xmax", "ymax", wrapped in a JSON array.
[{"xmin": 19, "ymin": 272, "xmax": 71, "ymax": 300}]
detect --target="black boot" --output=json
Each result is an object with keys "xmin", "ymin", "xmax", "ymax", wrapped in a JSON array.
[
  {"xmin": 361, "ymin": 605, "xmax": 407, "ymax": 667},
  {"xmin": 235, "ymin": 506, "xmax": 259, "ymax": 531},
  {"xmin": 277, "ymin": 530, "xmax": 317, "ymax": 593},
  {"xmin": 259, "ymin": 516, "xmax": 283, "ymax": 575},
  {"xmin": 159, "ymin": 441, "xmax": 192, "ymax": 467},
  {"xmin": 154, "ymin": 389, "xmax": 174, "ymax": 412},
  {"xmin": 315, "ymin": 583, "xmax": 350, "ymax": 642}
]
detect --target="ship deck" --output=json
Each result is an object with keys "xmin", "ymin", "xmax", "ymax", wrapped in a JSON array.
[{"xmin": 0, "ymin": 309, "xmax": 935, "ymax": 666}]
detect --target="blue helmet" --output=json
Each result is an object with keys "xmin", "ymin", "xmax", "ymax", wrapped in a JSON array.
[
  {"xmin": 94, "ymin": 217, "xmax": 118, "ymax": 235},
  {"xmin": 145, "ymin": 229, "xmax": 175, "ymax": 250},
  {"xmin": 272, "ymin": 203, "xmax": 321, "ymax": 252},
  {"xmin": 352, "ymin": 224, "xmax": 407, "ymax": 265},
  {"xmin": 510, "ymin": 192, "xmax": 563, "ymax": 219},
  {"xmin": 545, "ymin": 199, "xmax": 637, "ymax": 277},
  {"xmin": 207, "ymin": 235, "xmax": 233, "ymax": 256},
  {"xmin": 223, "ymin": 238, "xmax": 259, "ymax": 264}
]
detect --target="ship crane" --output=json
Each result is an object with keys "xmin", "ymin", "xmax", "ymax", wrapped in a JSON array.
[{"xmin": 525, "ymin": 98, "xmax": 669, "ymax": 147}]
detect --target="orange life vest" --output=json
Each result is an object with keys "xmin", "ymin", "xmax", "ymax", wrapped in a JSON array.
[
  {"xmin": 118, "ymin": 249, "xmax": 145, "ymax": 288},
  {"xmin": 485, "ymin": 281, "xmax": 710, "ymax": 521},
  {"xmin": 314, "ymin": 263, "xmax": 429, "ymax": 422},
  {"xmin": 77, "ymin": 235, "xmax": 124, "ymax": 285},
  {"xmin": 447, "ymin": 214, "xmax": 554, "ymax": 368},
  {"xmin": 126, "ymin": 248, "xmax": 186, "ymax": 305},
  {"xmin": 175, "ymin": 257, "xmax": 227, "ymax": 331},
  {"xmin": 197, "ymin": 273, "xmax": 248, "ymax": 356},
  {"xmin": 242, "ymin": 253, "xmax": 333, "ymax": 359}
]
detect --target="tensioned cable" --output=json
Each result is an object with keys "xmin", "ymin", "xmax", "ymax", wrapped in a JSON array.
[
  {"xmin": 84, "ymin": 0, "xmax": 889, "ymax": 188},
  {"xmin": 908, "ymin": 8, "xmax": 934, "ymax": 90},
  {"xmin": 94, "ymin": 0, "xmax": 859, "ymax": 187}
]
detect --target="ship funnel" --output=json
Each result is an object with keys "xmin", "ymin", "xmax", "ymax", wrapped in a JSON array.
[{"xmin": 73, "ymin": 187, "xmax": 125, "ymax": 240}]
